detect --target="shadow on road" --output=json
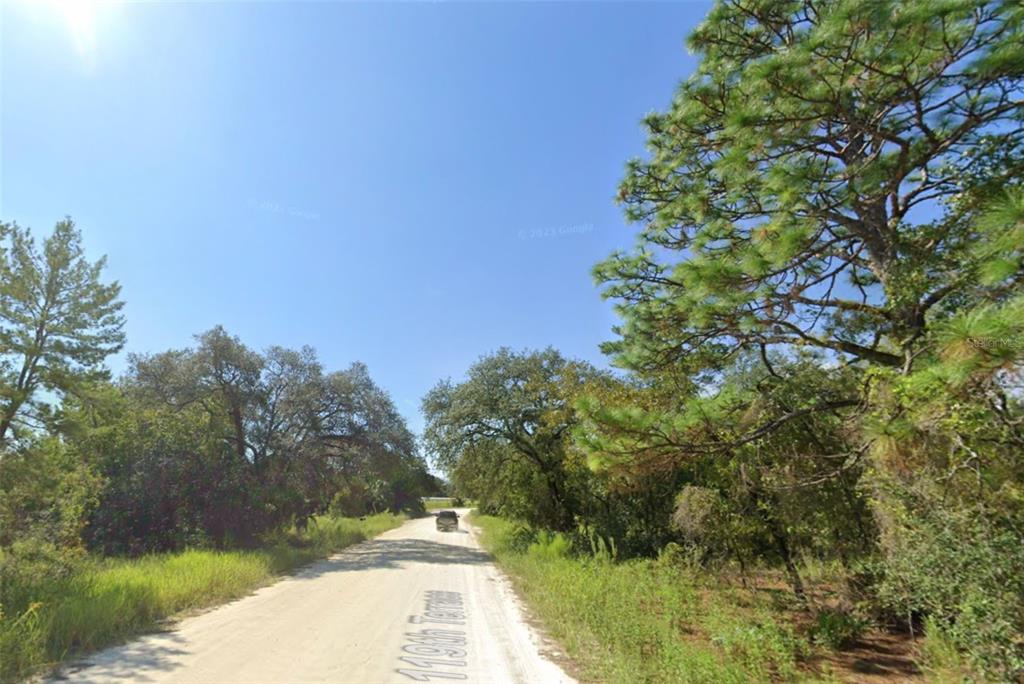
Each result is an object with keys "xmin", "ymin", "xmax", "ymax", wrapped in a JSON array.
[
  {"xmin": 292, "ymin": 537, "xmax": 493, "ymax": 581},
  {"xmin": 51, "ymin": 531, "xmax": 491, "ymax": 681},
  {"xmin": 55, "ymin": 632, "xmax": 188, "ymax": 683}
]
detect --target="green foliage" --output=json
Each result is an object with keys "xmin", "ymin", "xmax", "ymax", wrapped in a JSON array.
[
  {"xmin": 0, "ymin": 219, "xmax": 125, "ymax": 446},
  {"xmin": 599, "ymin": 0, "xmax": 1024, "ymax": 375},
  {"xmin": 580, "ymin": 356, "xmax": 876, "ymax": 598},
  {"xmin": 128, "ymin": 329, "xmax": 432, "ymax": 520},
  {"xmin": 809, "ymin": 609, "xmax": 868, "ymax": 650},
  {"xmin": 3, "ymin": 2, "xmax": 1024, "ymax": 681},
  {"xmin": 31, "ymin": 328, "xmax": 434, "ymax": 554},
  {"xmin": 576, "ymin": 1, "xmax": 1024, "ymax": 677},
  {"xmin": 66, "ymin": 389, "xmax": 251, "ymax": 553},
  {"xmin": 423, "ymin": 349, "xmax": 687, "ymax": 555},
  {"xmin": 0, "ymin": 438, "xmax": 102, "ymax": 548},
  {"xmin": 474, "ymin": 514, "xmax": 812, "ymax": 683},
  {"xmin": 873, "ymin": 494, "xmax": 1024, "ymax": 679},
  {"xmin": 858, "ymin": 269, "xmax": 1024, "ymax": 681},
  {"xmin": 0, "ymin": 218, "xmax": 432, "ymax": 678},
  {"xmin": 423, "ymin": 348, "xmax": 608, "ymax": 531},
  {"xmin": 502, "ymin": 523, "xmax": 539, "ymax": 554},
  {"xmin": 526, "ymin": 531, "xmax": 572, "ymax": 561},
  {"xmin": 917, "ymin": 618, "xmax": 977, "ymax": 684}
]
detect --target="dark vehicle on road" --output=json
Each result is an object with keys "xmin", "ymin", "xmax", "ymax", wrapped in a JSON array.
[{"xmin": 436, "ymin": 510, "xmax": 459, "ymax": 532}]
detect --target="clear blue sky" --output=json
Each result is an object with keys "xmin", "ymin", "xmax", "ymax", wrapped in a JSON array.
[{"xmin": 1, "ymin": 0, "xmax": 708, "ymax": 432}]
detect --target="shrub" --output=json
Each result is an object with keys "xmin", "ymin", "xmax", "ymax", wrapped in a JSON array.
[
  {"xmin": 527, "ymin": 532, "xmax": 572, "ymax": 560},
  {"xmin": 0, "ymin": 539, "xmax": 87, "ymax": 617},
  {"xmin": 809, "ymin": 609, "xmax": 868, "ymax": 650},
  {"xmin": 917, "ymin": 617, "xmax": 976, "ymax": 684},
  {"xmin": 875, "ymin": 498, "xmax": 1024, "ymax": 680},
  {"xmin": 503, "ymin": 524, "xmax": 538, "ymax": 553}
]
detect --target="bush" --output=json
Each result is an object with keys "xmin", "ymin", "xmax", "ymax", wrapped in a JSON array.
[
  {"xmin": 502, "ymin": 523, "xmax": 538, "ymax": 554},
  {"xmin": 918, "ymin": 617, "xmax": 976, "ymax": 684},
  {"xmin": 809, "ymin": 609, "xmax": 868, "ymax": 649},
  {"xmin": 0, "ymin": 539, "xmax": 87, "ymax": 617},
  {"xmin": 875, "ymin": 499, "xmax": 1024, "ymax": 680},
  {"xmin": 0, "ymin": 440, "xmax": 102, "ymax": 549},
  {"xmin": 527, "ymin": 532, "xmax": 572, "ymax": 560}
]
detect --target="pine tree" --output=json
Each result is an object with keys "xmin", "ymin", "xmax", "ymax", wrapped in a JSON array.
[
  {"xmin": 596, "ymin": 0, "xmax": 1024, "ymax": 376},
  {"xmin": 0, "ymin": 219, "xmax": 125, "ymax": 445}
]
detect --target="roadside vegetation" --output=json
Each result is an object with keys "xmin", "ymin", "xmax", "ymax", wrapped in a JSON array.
[
  {"xmin": 3, "ymin": 1, "xmax": 1023, "ymax": 683},
  {"xmin": 426, "ymin": 2, "xmax": 1024, "ymax": 682},
  {"xmin": 0, "ymin": 513, "xmax": 403, "ymax": 682},
  {"xmin": 473, "ymin": 513, "xmax": 979, "ymax": 682},
  {"xmin": 474, "ymin": 514, "xmax": 822, "ymax": 683},
  {"xmin": 423, "ymin": 497, "xmax": 468, "ymax": 511},
  {"xmin": 0, "ymin": 225, "xmax": 440, "ymax": 680}
]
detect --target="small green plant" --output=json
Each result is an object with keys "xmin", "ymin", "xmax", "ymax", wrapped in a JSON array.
[
  {"xmin": 503, "ymin": 524, "xmax": 538, "ymax": 553},
  {"xmin": 527, "ymin": 532, "xmax": 572, "ymax": 560},
  {"xmin": 586, "ymin": 530, "xmax": 617, "ymax": 562},
  {"xmin": 918, "ymin": 617, "xmax": 978, "ymax": 683},
  {"xmin": 809, "ymin": 609, "xmax": 868, "ymax": 649}
]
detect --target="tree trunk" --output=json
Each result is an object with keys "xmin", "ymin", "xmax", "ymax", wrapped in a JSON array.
[
  {"xmin": 752, "ymin": 487, "xmax": 806, "ymax": 601},
  {"xmin": 770, "ymin": 522, "xmax": 806, "ymax": 602},
  {"xmin": 0, "ymin": 413, "xmax": 12, "ymax": 445},
  {"xmin": 544, "ymin": 470, "xmax": 575, "ymax": 532}
]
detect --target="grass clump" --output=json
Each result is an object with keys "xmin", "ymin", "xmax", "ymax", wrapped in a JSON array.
[
  {"xmin": 472, "ymin": 513, "xmax": 816, "ymax": 683},
  {"xmin": 0, "ymin": 513, "xmax": 404, "ymax": 683},
  {"xmin": 916, "ymin": 617, "xmax": 978, "ymax": 684}
]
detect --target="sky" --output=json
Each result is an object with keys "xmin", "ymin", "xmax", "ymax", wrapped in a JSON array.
[{"xmin": 1, "ymin": 0, "xmax": 710, "ymax": 433}]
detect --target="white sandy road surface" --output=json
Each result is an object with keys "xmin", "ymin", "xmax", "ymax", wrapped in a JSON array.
[{"xmin": 52, "ymin": 511, "xmax": 575, "ymax": 684}]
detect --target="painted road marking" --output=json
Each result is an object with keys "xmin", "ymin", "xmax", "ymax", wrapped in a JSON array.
[{"xmin": 397, "ymin": 591, "xmax": 469, "ymax": 681}]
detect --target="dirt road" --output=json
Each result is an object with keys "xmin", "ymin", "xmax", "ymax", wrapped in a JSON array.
[{"xmin": 54, "ymin": 511, "xmax": 575, "ymax": 684}]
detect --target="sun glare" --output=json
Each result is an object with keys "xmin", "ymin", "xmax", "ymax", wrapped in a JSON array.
[
  {"xmin": 61, "ymin": 0, "xmax": 98, "ymax": 55},
  {"xmin": 27, "ymin": 0, "xmax": 109, "ymax": 59}
]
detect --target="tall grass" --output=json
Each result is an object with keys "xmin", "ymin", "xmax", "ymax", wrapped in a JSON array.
[
  {"xmin": 917, "ymin": 618, "xmax": 976, "ymax": 684},
  {"xmin": 473, "ymin": 514, "xmax": 822, "ymax": 683},
  {"xmin": 0, "ymin": 513, "xmax": 404, "ymax": 683}
]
